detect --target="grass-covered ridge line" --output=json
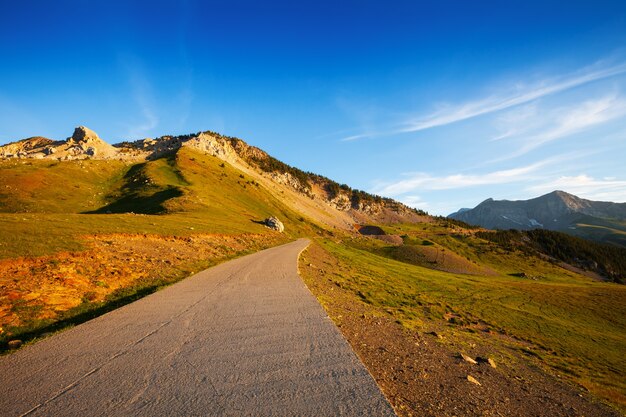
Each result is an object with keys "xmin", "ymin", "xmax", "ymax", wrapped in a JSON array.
[{"xmin": 190, "ymin": 129, "xmax": 427, "ymax": 215}]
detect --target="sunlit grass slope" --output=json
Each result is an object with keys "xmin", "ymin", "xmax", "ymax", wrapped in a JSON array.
[
  {"xmin": 0, "ymin": 158, "xmax": 128, "ymax": 213},
  {"xmin": 314, "ymin": 226, "xmax": 626, "ymax": 409},
  {"xmin": 0, "ymin": 147, "xmax": 314, "ymax": 259}
]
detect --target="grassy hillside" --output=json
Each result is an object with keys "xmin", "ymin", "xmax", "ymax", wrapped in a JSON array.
[
  {"xmin": 0, "ymin": 147, "xmax": 321, "ymax": 350},
  {"xmin": 304, "ymin": 227, "xmax": 626, "ymax": 410},
  {"xmin": 0, "ymin": 158, "xmax": 128, "ymax": 213},
  {"xmin": 0, "ymin": 147, "xmax": 317, "ymax": 259},
  {"xmin": 476, "ymin": 229, "xmax": 626, "ymax": 283},
  {"xmin": 572, "ymin": 217, "xmax": 626, "ymax": 247}
]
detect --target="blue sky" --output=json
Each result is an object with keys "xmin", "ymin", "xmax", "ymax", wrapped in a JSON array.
[{"xmin": 1, "ymin": 1, "xmax": 626, "ymax": 215}]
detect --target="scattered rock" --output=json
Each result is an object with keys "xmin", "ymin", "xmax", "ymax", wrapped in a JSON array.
[
  {"xmin": 461, "ymin": 353, "xmax": 478, "ymax": 364},
  {"xmin": 264, "ymin": 216, "xmax": 285, "ymax": 232},
  {"xmin": 477, "ymin": 356, "xmax": 497, "ymax": 368},
  {"xmin": 467, "ymin": 375, "xmax": 481, "ymax": 385},
  {"xmin": 7, "ymin": 340, "xmax": 22, "ymax": 349}
]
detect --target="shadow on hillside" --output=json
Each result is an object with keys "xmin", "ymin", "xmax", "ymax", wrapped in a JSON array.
[
  {"xmin": 85, "ymin": 187, "xmax": 183, "ymax": 214},
  {"xmin": 358, "ymin": 225, "xmax": 386, "ymax": 236},
  {"xmin": 84, "ymin": 162, "xmax": 184, "ymax": 214}
]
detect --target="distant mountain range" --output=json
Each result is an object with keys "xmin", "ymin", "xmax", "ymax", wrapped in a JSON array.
[{"xmin": 448, "ymin": 191, "xmax": 626, "ymax": 247}]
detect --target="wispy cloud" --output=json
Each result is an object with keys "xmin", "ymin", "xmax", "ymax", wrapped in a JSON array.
[
  {"xmin": 490, "ymin": 103, "xmax": 538, "ymax": 141},
  {"xmin": 341, "ymin": 59, "xmax": 626, "ymax": 141},
  {"xmin": 487, "ymin": 94, "xmax": 626, "ymax": 163},
  {"xmin": 400, "ymin": 195, "xmax": 427, "ymax": 207},
  {"xmin": 371, "ymin": 159, "xmax": 551, "ymax": 196},
  {"xmin": 117, "ymin": 55, "xmax": 160, "ymax": 139},
  {"xmin": 369, "ymin": 149, "xmax": 593, "ymax": 198},
  {"xmin": 127, "ymin": 71, "xmax": 158, "ymax": 139},
  {"xmin": 526, "ymin": 174, "xmax": 626, "ymax": 202},
  {"xmin": 523, "ymin": 94, "xmax": 626, "ymax": 149}
]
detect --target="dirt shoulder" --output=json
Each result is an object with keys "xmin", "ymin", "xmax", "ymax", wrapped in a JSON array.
[{"xmin": 299, "ymin": 242, "xmax": 622, "ymax": 417}]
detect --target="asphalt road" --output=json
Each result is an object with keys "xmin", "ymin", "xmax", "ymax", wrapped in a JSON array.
[{"xmin": 0, "ymin": 238, "xmax": 395, "ymax": 416}]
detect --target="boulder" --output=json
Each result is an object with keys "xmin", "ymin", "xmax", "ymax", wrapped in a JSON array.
[
  {"xmin": 70, "ymin": 126, "xmax": 101, "ymax": 144},
  {"xmin": 265, "ymin": 216, "xmax": 285, "ymax": 232},
  {"xmin": 7, "ymin": 340, "xmax": 22, "ymax": 349},
  {"xmin": 476, "ymin": 356, "xmax": 497, "ymax": 368}
]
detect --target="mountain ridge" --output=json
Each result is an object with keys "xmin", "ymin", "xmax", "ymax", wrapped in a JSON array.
[
  {"xmin": 449, "ymin": 190, "xmax": 626, "ymax": 246},
  {"xmin": 0, "ymin": 126, "xmax": 427, "ymax": 229}
]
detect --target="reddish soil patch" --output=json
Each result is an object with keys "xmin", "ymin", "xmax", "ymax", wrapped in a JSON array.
[{"xmin": 0, "ymin": 233, "xmax": 285, "ymax": 334}]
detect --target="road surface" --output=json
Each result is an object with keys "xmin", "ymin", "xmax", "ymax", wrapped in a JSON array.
[{"xmin": 0, "ymin": 238, "xmax": 395, "ymax": 416}]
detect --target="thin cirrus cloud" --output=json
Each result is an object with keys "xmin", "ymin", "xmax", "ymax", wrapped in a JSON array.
[
  {"xmin": 127, "ymin": 73, "xmax": 159, "ymax": 139},
  {"xmin": 341, "ymin": 59, "xmax": 626, "ymax": 141},
  {"xmin": 370, "ymin": 159, "xmax": 551, "ymax": 196},
  {"xmin": 488, "ymin": 94, "xmax": 626, "ymax": 162},
  {"xmin": 118, "ymin": 55, "xmax": 160, "ymax": 140},
  {"xmin": 526, "ymin": 174, "xmax": 626, "ymax": 202}
]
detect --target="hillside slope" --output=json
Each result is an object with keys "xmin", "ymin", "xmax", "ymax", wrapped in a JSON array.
[{"xmin": 1, "ymin": 127, "xmax": 426, "ymax": 230}]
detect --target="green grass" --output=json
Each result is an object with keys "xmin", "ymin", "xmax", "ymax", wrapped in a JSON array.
[
  {"xmin": 317, "ymin": 232, "xmax": 626, "ymax": 409},
  {"xmin": 574, "ymin": 221, "xmax": 626, "ymax": 247},
  {"xmin": 0, "ymin": 147, "xmax": 317, "ymax": 259},
  {"xmin": 0, "ymin": 158, "xmax": 129, "ymax": 213}
]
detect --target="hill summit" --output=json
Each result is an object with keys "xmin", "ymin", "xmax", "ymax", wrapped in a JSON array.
[
  {"xmin": 0, "ymin": 126, "xmax": 426, "ymax": 229},
  {"xmin": 0, "ymin": 126, "xmax": 116, "ymax": 160}
]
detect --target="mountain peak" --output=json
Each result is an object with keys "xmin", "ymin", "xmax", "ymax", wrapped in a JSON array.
[
  {"xmin": 448, "ymin": 191, "xmax": 626, "ymax": 244},
  {"xmin": 547, "ymin": 190, "xmax": 575, "ymax": 199},
  {"xmin": 69, "ymin": 126, "xmax": 102, "ymax": 144}
]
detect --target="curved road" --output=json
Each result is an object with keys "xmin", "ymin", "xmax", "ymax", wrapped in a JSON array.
[{"xmin": 0, "ymin": 239, "xmax": 395, "ymax": 416}]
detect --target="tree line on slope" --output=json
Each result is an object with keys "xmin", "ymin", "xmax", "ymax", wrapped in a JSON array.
[
  {"xmin": 199, "ymin": 130, "xmax": 427, "ymax": 215},
  {"xmin": 476, "ymin": 229, "xmax": 626, "ymax": 284}
]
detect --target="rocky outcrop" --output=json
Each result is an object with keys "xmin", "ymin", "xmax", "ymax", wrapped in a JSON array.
[
  {"xmin": 68, "ymin": 126, "xmax": 100, "ymax": 144},
  {"xmin": 0, "ymin": 126, "xmax": 117, "ymax": 160},
  {"xmin": 0, "ymin": 126, "xmax": 427, "ymax": 226},
  {"xmin": 269, "ymin": 172, "xmax": 311, "ymax": 197},
  {"xmin": 0, "ymin": 136, "xmax": 56, "ymax": 158},
  {"xmin": 329, "ymin": 194, "xmax": 352, "ymax": 211},
  {"xmin": 264, "ymin": 216, "xmax": 285, "ymax": 232}
]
